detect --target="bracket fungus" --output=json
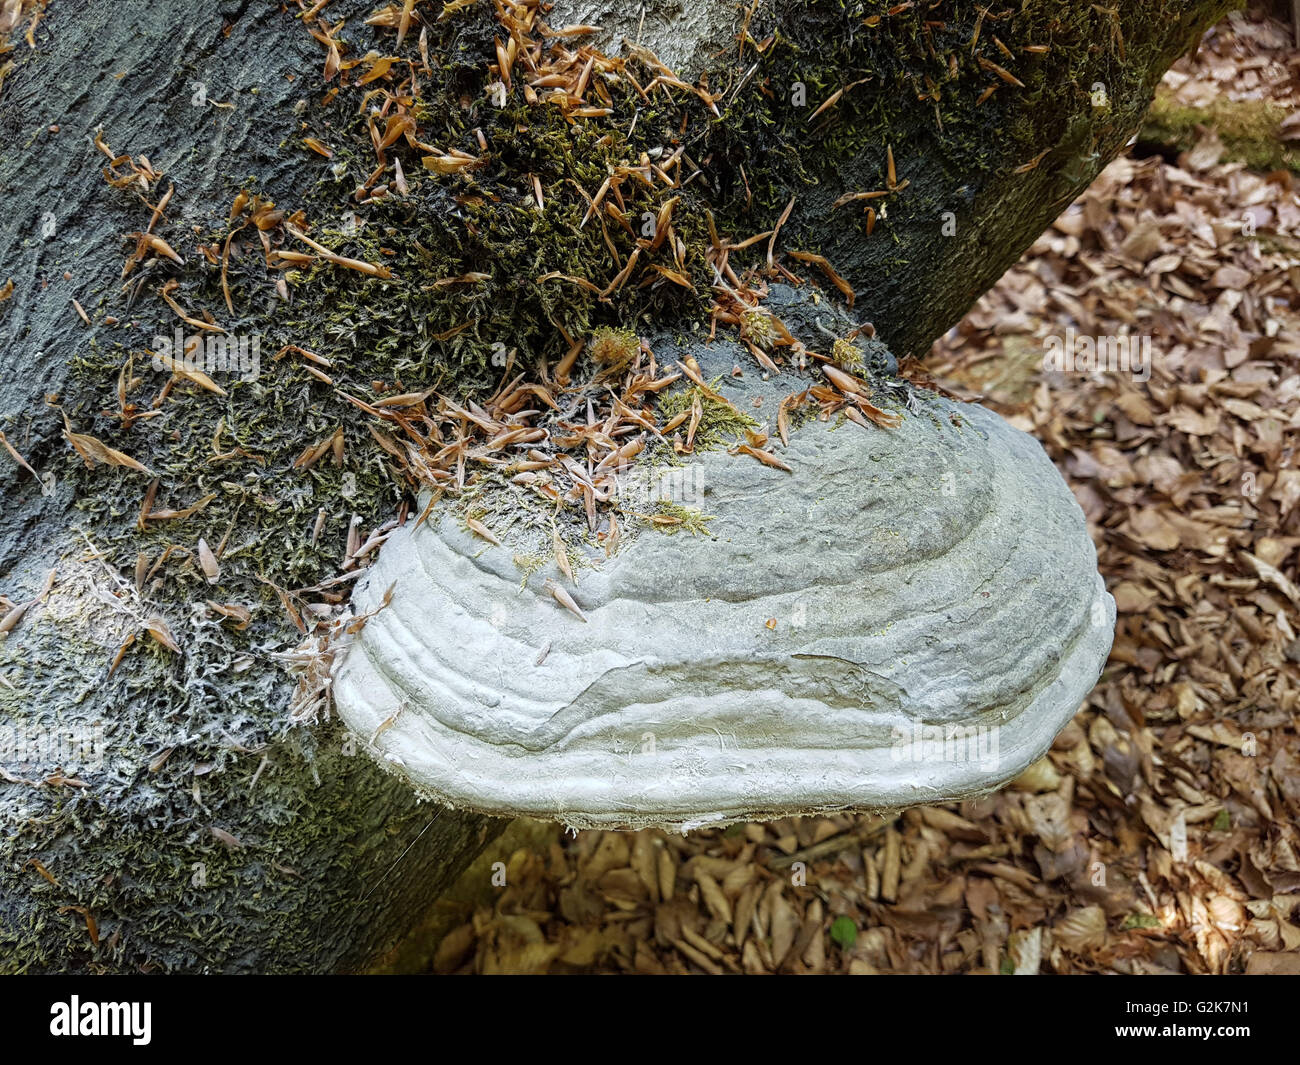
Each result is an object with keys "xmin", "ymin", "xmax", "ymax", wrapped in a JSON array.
[{"xmin": 331, "ymin": 319, "xmax": 1115, "ymax": 830}]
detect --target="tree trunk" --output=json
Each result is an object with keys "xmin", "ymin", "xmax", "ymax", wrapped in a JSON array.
[
  {"xmin": 703, "ymin": 0, "xmax": 1239, "ymax": 358},
  {"xmin": 0, "ymin": 0, "xmax": 504, "ymax": 974},
  {"xmin": 0, "ymin": 0, "xmax": 1231, "ymax": 972}
]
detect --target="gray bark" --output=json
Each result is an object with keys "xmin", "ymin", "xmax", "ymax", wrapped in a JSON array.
[{"xmin": 0, "ymin": 0, "xmax": 502, "ymax": 974}]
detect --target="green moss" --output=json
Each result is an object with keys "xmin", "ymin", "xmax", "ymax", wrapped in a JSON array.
[
  {"xmin": 832, "ymin": 337, "xmax": 866, "ymax": 372},
  {"xmin": 512, "ymin": 551, "xmax": 547, "ymax": 586},
  {"xmin": 253, "ymin": 8, "xmax": 718, "ymax": 395},
  {"xmin": 587, "ymin": 326, "xmax": 640, "ymax": 371},
  {"xmin": 650, "ymin": 499, "xmax": 715, "ymax": 536},
  {"xmin": 1143, "ymin": 90, "xmax": 1300, "ymax": 171},
  {"xmin": 652, "ymin": 380, "xmax": 760, "ymax": 453},
  {"xmin": 696, "ymin": 0, "xmax": 1238, "ymax": 354},
  {"xmin": 740, "ymin": 307, "xmax": 778, "ymax": 348}
]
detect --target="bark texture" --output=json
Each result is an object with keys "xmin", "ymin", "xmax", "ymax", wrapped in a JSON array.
[
  {"xmin": 697, "ymin": 0, "xmax": 1240, "ymax": 357},
  {"xmin": 0, "ymin": 0, "xmax": 503, "ymax": 974}
]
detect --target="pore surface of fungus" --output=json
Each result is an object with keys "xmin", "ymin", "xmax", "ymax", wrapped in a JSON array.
[{"xmin": 332, "ymin": 367, "xmax": 1114, "ymax": 829}]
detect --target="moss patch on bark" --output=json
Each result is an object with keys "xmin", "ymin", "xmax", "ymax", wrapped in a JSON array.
[{"xmin": 1143, "ymin": 90, "xmax": 1300, "ymax": 171}]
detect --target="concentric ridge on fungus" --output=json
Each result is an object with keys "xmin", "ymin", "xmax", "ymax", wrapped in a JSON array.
[{"xmin": 331, "ymin": 386, "xmax": 1114, "ymax": 830}]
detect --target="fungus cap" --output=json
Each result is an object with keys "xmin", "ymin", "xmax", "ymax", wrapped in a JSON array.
[{"xmin": 331, "ymin": 384, "xmax": 1114, "ymax": 830}]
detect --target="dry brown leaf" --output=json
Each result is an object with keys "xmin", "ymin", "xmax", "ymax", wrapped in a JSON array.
[{"xmin": 64, "ymin": 429, "xmax": 154, "ymax": 475}]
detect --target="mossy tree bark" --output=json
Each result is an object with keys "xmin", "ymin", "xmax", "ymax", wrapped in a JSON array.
[
  {"xmin": 0, "ymin": 0, "xmax": 1233, "ymax": 972},
  {"xmin": 0, "ymin": 0, "xmax": 504, "ymax": 974},
  {"xmin": 704, "ymin": 0, "xmax": 1240, "ymax": 357}
]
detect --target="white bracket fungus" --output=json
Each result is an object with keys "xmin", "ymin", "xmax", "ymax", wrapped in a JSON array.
[{"xmin": 331, "ymin": 373, "xmax": 1114, "ymax": 829}]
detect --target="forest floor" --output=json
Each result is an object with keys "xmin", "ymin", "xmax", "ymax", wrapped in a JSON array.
[{"xmin": 389, "ymin": 7, "xmax": 1300, "ymax": 975}]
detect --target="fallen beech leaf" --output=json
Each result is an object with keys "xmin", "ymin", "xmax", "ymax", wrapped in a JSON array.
[
  {"xmin": 144, "ymin": 617, "xmax": 181, "ymax": 653},
  {"xmin": 210, "ymin": 826, "xmax": 243, "ymax": 850},
  {"xmin": 152, "ymin": 350, "xmax": 228, "ymax": 396},
  {"xmin": 206, "ymin": 601, "xmax": 252, "ymax": 629},
  {"xmin": 1164, "ymin": 407, "xmax": 1219, "ymax": 436},
  {"xmin": 64, "ymin": 430, "xmax": 154, "ymax": 475},
  {"xmin": 1128, "ymin": 507, "xmax": 1180, "ymax": 551}
]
